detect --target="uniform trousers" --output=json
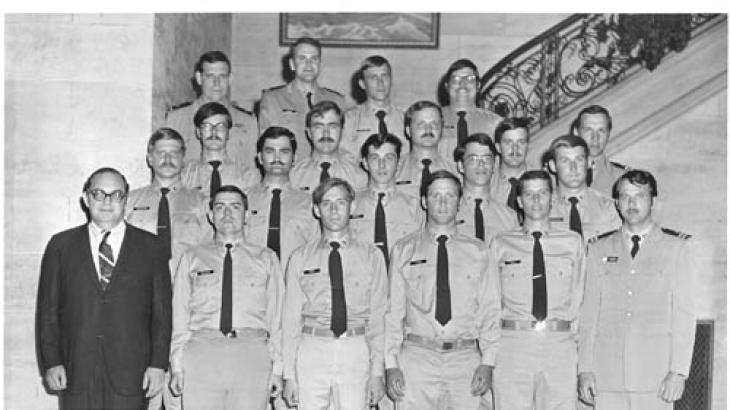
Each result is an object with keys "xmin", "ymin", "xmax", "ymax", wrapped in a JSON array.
[
  {"xmin": 594, "ymin": 391, "xmax": 673, "ymax": 410},
  {"xmin": 296, "ymin": 334, "xmax": 370, "ymax": 410},
  {"xmin": 182, "ymin": 329, "xmax": 272, "ymax": 410},
  {"xmin": 62, "ymin": 340, "xmax": 146, "ymax": 410},
  {"xmin": 399, "ymin": 341, "xmax": 482, "ymax": 410},
  {"xmin": 493, "ymin": 330, "xmax": 577, "ymax": 410}
]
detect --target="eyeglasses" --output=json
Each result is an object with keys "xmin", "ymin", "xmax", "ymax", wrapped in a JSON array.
[
  {"xmin": 450, "ymin": 74, "xmax": 477, "ymax": 84},
  {"xmin": 87, "ymin": 189, "xmax": 126, "ymax": 202},
  {"xmin": 199, "ymin": 122, "xmax": 229, "ymax": 133},
  {"xmin": 464, "ymin": 154, "xmax": 495, "ymax": 166}
]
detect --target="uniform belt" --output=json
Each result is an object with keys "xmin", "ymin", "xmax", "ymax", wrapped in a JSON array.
[
  {"xmin": 405, "ymin": 334, "xmax": 477, "ymax": 352},
  {"xmin": 500, "ymin": 319, "xmax": 572, "ymax": 332},
  {"xmin": 301, "ymin": 325, "xmax": 367, "ymax": 338},
  {"xmin": 221, "ymin": 327, "xmax": 269, "ymax": 339}
]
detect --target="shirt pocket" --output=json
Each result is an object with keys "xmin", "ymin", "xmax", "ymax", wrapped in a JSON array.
[
  {"xmin": 171, "ymin": 211, "xmax": 204, "ymax": 246},
  {"xmin": 402, "ymin": 263, "xmax": 434, "ymax": 312},
  {"xmin": 499, "ymin": 260, "xmax": 530, "ymax": 306},
  {"xmin": 242, "ymin": 271, "xmax": 269, "ymax": 309},
  {"xmin": 546, "ymin": 256, "xmax": 574, "ymax": 307},
  {"xmin": 344, "ymin": 268, "xmax": 371, "ymax": 316},
  {"xmin": 300, "ymin": 270, "xmax": 331, "ymax": 311}
]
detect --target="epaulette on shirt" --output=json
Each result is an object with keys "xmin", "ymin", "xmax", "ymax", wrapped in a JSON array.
[
  {"xmin": 169, "ymin": 101, "xmax": 193, "ymax": 111},
  {"xmin": 610, "ymin": 161, "xmax": 628, "ymax": 170},
  {"xmin": 588, "ymin": 229, "xmax": 618, "ymax": 244},
  {"xmin": 231, "ymin": 103, "xmax": 252, "ymax": 115},
  {"xmin": 323, "ymin": 87, "xmax": 344, "ymax": 97},
  {"xmin": 661, "ymin": 227, "xmax": 692, "ymax": 240},
  {"xmin": 263, "ymin": 84, "xmax": 286, "ymax": 93}
]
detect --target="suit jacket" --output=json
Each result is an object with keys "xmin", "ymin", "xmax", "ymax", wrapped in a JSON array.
[{"xmin": 37, "ymin": 223, "xmax": 172, "ymax": 395}]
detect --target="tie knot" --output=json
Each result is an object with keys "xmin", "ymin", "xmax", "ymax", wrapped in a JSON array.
[
  {"xmin": 320, "ymin": 162, "xmax": 331, "ymax": 171},
  {"xmin": 631, "ymin": 235, "xmax": 641, "ymax": 244},
  {"xmin": 209, "ymin": 160, "xmax": 222, "ymax": 170},
  {"xmin": 437, "ymin": 234, "xmax": 448, "ymax": 245},
  {"xmin": 272, "ymin": 188, "xmax": 282, "ymax": 198},
  {"xmin": 225, "ymin": 243, "xmax": 233, "ymax": 250},
  {"xmin": 457, "ymin": 110, "xmax": 466, "ymax": 119},
  {"xmin": 160, "ymin": 187, "xmax": 170, "ymax": 196},
  {"xmin": 375, "ymin": 110, "xmax": 386, "ymax": 120},
  {"xmin": 378, "ymin": 192, "xmax": 386, "ymax": 201},
  {"xmin": 421, "ymin": 158, "xmax": 432, "ymax": 168},
  {"xmin": 329, "ymin": 241, "xmax": 341, "ymax": 250},
  {"xmin": 474, "ymin": 198, "xmax": 483, "ymax": 206},
  {"xmin": 568, "ymin": 196, "xmax": 579, "ymax": 205},
  {"xmin": 508, "ymin": 177, "xmax": 519, "ymax": 186},
  {"xmin": 101, "ymin": 230, "xmax": 111, "ymax": 243},
  {"xmin": 532, "ymin": 231, "xmax": 542, "ymax": 241}
]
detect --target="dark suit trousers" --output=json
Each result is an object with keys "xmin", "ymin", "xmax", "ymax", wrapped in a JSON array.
[{"xmin": 61, "ymin": 340, "xmax": 146, "ymax": 410}]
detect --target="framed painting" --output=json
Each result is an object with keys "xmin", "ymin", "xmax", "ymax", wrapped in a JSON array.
[{"xmin": 279, "ymin": 13, "xmax": 440, "ymax": 49}]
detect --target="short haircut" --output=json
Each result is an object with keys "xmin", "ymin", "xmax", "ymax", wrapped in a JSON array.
[
  {"xmin": 356, "ymin": 55, "xmax": 392, "ymax": 84},
  {"xmin": 494, "ymin": 117, "xmax": 530, "ymax": 144},
  {"xmin": 360, "ymin": 133, "xmax": 402, "ymax": 160},
  {"xmin": 193, "ymin": 102, "xmax": 232, "ymax": 128},
  {"xmin": 517, "ymin": 169, "xmax": 553, "ymax": 196},
  {"xmin": 312, "ymin": 177, "xmax": 355, "ymax": 206},
  {"xmin": 577, "ymin": 104, "xmax": 613, "ymax": 131},
  {"xmin": 195, "ymin": 51, "xmax": 231, "ymax": 74},
  {"xmin": 420, "ymin": 169, "xmax": 463, "ymax": 200},
  {"xmin": 289, "ymin": 36, "xmax": 322, "ymax": 58},
  {"xmin": 546, "ymin": 134, "xmax": 590, "ymax": 168},
  {"xmin": 305, "ymin": 100, "xmax": 343, "ymax": 128},
  {"xmin": 82, "ymin": 167, "xmax": 130, "ymax": 195},
  {"xmin": 404, "ymin": 100, "xmax": 443, "ymax": 130},
  {"xmin": 147, "ymin": 127, "xmax": 186, "ymax": 154},
  {"xmin": 209, "ymin": 185, "xmax": 248, "ymax": 210},
  {"xmin": 257, "ymin": 126, "xmax": 297, "ymax": 154},
  {"xmin": 441, "ymin": 58, "xmax": 481, "ymax": 106},
  {"xmin": 612, "ymin": 169, "xmax": 658, "ymax": 199},
  {"xmin": 453, "ymin": 132, "xmax": 498, "ymax": 163}
]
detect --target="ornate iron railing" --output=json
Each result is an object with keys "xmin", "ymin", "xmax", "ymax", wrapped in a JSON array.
[{"xmin": 479, "ymin": 13, "xmax": 722, "ymax": 132}]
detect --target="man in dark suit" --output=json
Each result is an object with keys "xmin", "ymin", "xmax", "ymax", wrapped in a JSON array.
[{"xmin": 37, "ymin": 167, "xmax": 173, "ymax": 410}]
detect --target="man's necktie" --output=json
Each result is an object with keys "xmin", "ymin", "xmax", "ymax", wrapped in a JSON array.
[
  {"xmin": 474, "ymin": 198, "xmax": 485, "ymax": 241},
  {"xmin": 220, "ymin": 243, "xmax": 233, "ymax": 335},
  {"xmin": 630, "ymin": 235, "xmax": 641, "ymax": 259},
  {"xmin": 319, "ymin": 162, "xmax": 331, "ymax": 183},
  {"xmin": 586, "ymin": 165, "xmax": 594, "ymax": 187},
  {"xmin": 306, "ymin": 92, "xmax": 313, "ymax": 110},
  {"xmin": 507, "ymin": 177, "xmax": 520, "ymax": 212},
  {"xmin": 568, "ymin": 196, "xmax": 583, "ymax": 237},
  {"xmin": 158, "ymin": 187, "xmax": 171, "ymax": 260},
  {"xmin": 421, "ymin": 158, "xmax": 432, "ymax": 187},
  {"xmin": 98, "ymin": 231, "xmax": 114, "ymax": 290},
  {"xmin": 209, "ymin": 160, "xmax": 222, "ymax": 198},
  {"xmin": 435, "ymin": 235, "xmax": 451, "ymax": 326},
  {"xmin": 457, "ymin": 110, "xmax": 468, "ymax": 147},
  {"xmin": 531, "ymin": 232, "xmax": 547, "ymax": 321},
  {"xmin": 267, "ymin": 189, "xmax": 282, "ymax": 259},
  {"xmin": 374, "ymin": 192, "xmax": 389, "ymax": 267},
  {"xmin": 329, "ymin": 242, "xmax": 347, "ymax": 337},
  {"xmin": 376, "ymin": 110, "xmax": 388, "ymax": 136}
]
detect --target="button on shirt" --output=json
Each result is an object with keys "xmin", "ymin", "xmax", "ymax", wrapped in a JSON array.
[
  {"xmin": 244, "ymin": 183, "xmax": 319, "ymax": 265},
  {"xmin": 290, "ymin": 153, "xmax": 368, "ymax": 192},
  {"xmin": 88, "ymin": 221, "xmax": 126, "ymax": 281},
  {"xmin": 482, "ymin": 228, "xmax": 586, "ymax": 365},
  {"xmin": 282, "ymin": 235, "xmax": 388, "ymax": 379},
  {"xmin": 394, "ymin": 152, "xmax": 457, "ymax": 199},
  {"xmin": 340, "ymin": 102, "xmax": 407, "ymax": 156},
  {"xmin": 181, "ymin": 156, "xmax": 260, "ymax": 199},
  {"xmin": 170, "ymin": 240, "xmax": 284, "ymax": 375},
  {"xmin": 549, "ymin": 188, "xmax": 621, "ymax": 239},
  {"xmin": 456, "ymin": 193, "xmax": 519, "ymax": 243},
  {"xmin": 385, "ymin": 229, "xmax": 494, "ymax": 369},
  {"xmin": 438, "ymin": 106, "xmax": 503, "ymax": 168}
]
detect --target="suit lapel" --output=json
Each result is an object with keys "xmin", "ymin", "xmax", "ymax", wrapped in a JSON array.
[{"xmin": 79, "ymin": 225, "xmax": 104, "ymax": 294}]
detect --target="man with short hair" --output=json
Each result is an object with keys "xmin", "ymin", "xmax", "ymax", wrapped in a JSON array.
[
  {"xmin": 169, "ymin": 185, "xmax": 284, "ymax": 410},
  {"xmin": 490, "ymin": 117, "xmax": 530, "ymax": 213},
  {"xmin": 181, "ymin": 102, "xmax": 260, "ymax": 199},
  {"xmin": 573, "ymin": 104, "xmax": 629, "ymax": 196},
  {"xmin": 260, "ymin": 37, "xmax": 346, "ymax": 158},
  {"xmin": 578, "ymin": 170, "xmax": 698, "ymax": 409},
  {"xmin": 546, "ymin": 134, "xmax": 621, "ymax": 239},
  {"xmin": 484, "ymin": 170, "xmax": 586, "ymax": 410},
  {"xmin": 395, "ymin": 100, "xmax": 456, "ymax": 199},
  {"xmin": 38, "ymin": 167, "xmax": 172, "ymax": 410},
  {"xmin": 165, "ymin": 51, "xmax": 259, "ymax": 165},
  {"xmin": 290, "ymin": 101, "xmax": 368, "ymax": 192},
  {"xmin": 454, "ymin": 133, "xmax": 518, "ymax": 244},
  {"xmin": 340, "ymin": 55, "xmax": 407, "ymax": 156}
]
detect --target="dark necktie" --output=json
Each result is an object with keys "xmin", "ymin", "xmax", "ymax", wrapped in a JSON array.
[
  {"xmin": 474, "ymin": 198, "xmax": 485, "ymax": 241},
  {"xmin": 375, "ymin": 110, "xmax": 388, "ymax": 136},
  {"xmin": 98, "ymin": 231, "xmax": 114, "ymax": 290},
  {"xmin": 421, "ymin": 158, "xmax": 432, "ymax": 187},
  {"xmin": 157, "ymin": 187, "xmax": 171, "ymax": 260},
  {"xmin": 267, "ymin": 189, "xmax": 282, "ymax": 259},
  {"xmin": 435, "ymin": 235, "xmax": 451, "ymax": 326},
  {"xmin": 209, "ymin": 160, "xmax": 222, "ymax": 198},
  {"xmin": 507, "ymin": 177, "xmax": 520, "ymax": 212},
  {"xmin": 568, "ymin": 196, "xmax": 583, "ymax": 237},
  {"xmin": 531, "ymin": 232, "xmax": 547, "ymax": 321},
  {"xmin": 586, "ymin": 165, "xmax": 594, "ymax": 187},
  {"xmin": 220, "ymin": 243, "xmax": 233, "ymax": 335},
  {"xmin": 630, "ymin": 235, "xmax": 641, "ymax": 259},
  {"xmin": 329, "ymin": 242, "xmax": 347, "ymax": 337},
  {"xmin": 320, "ymin": 162, "xmax": 331, "ymax": 184},
  {"xmin": 457, "ymin": 110, "xmax": 468, "ymax": 147},
  {"xmin": 374, "ymin": 192, "xmax": 389, "ymax": 267},
  {"xmin": 306, "ymin": 92, "xmax": 313, "ymax": 110}
]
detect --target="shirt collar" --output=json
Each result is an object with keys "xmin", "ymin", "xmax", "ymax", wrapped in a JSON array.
[
  {"xmin": 623, "ymin": 223, "xmax": 656, "ymax": 241},
  {"xmin": 463, "ymin": 190, "xmax": 490, "ymax": 204},
  {"xmin": 89, "ymin": 220, "xmax": 126, "ymax": 241},
  {"xmin": 556, "ymin": 188, "xmax": 586, "ymax": 202},
  {"xmin": 311, "ymin": 152, "xmax": 342, "ymax": 164},
  {"xmin": 364, "ymin": 100, "xmax": 394, "ymax": 115},
  {"xmin": 424, "ymin": 225, "xmax": 455, "ymax": 243},
  {"xmin": 368, "ymin": 185, "xmax": 397, "ymax": 201},
  {"xmin": 319, "ymin": 231, "xmax": 352, "ymax": 249},
  {"xmin": 151, "ymin": 179, "xmax": 183, "ymax": 191},
  {"xmin": 214, "ymin": 236, "xmax": 245, "ymax": 249}
]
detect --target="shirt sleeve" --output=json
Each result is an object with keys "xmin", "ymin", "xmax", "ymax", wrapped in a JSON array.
[
  {"xmin": 170, "ymin": 251, "xmax": 194, "ymax": 374},
  {"xmin": 384, "ymin": 240, "xmax": 408, "ymax": 369},
  {"xmin": 366, "ymin": 245, "xmax": 388, "ymax": 378},
  {"xmin": 258, "ymin": 90, "xmax": 276, "ymax": 134},
  {"xmin": 480, "ymin": 237, "xmax": 502, "ymax": 366},
  {"xmin": 569, "ymin": 236, "xmax": 588, "ymax": 325},
  {"xmin": 670, "ymin": 238, "xmax": 699, "ymax": 375},
  {"xmin": 281, "ymin": 248, "xmax": 305, "ymax": 380},
  {"xmin": 37, "ymin": 234, "xmax": 64, "ymax": 371},
  {"xmin": 578, "ymin": 242, "xmax": 603, "ymax": 374},
  {"xmin": 264, "ymin": 250, "xmax": 286, "ymax": 376}
]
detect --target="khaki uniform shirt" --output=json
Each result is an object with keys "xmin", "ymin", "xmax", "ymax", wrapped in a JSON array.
[
  {"xmin": 579, "ymin": 225, "xmax": 697, "ymax": 392},
  {"xmin": 549, "ymin": 187, "xmax": 621, "ymax": 239},
  {"xmin": 438, "ymin": 106, "xmax": 503, "ymax": 166},
  {"xmin": 482, "ymin": 227, "xmax": 586, "ymax": 365},
  {"xmin": 164, "ymin": 98, "xmax": 259, "ymax": 165},
  {"xmin": 394, "ymin": 152, "xmax": 457, "ymax": 199},
  {"xmin": 181, "ymin": 156, "xmax": 260, "ymax": 199},
  {"xmin": 282, "ymin": 234, "xmax": 388, "ymax": 379},
  {"xmin": 455, "ymin": 192, "xmax": 519, "ymax": 244},
  {"xmin": 489, "ymin": 166, "xmax": 526, "ymax": 208},
  {"xmin": 588, "ymin": 154, "xmax": 629, "ymax": 198},
  {"xmin": 340, "ymin": 102, "xmax": 407, "ymax": 156},
  {"xmin": 290, "ymin": 153, "xmax": 368, "ymax": 192},
  {"xmin": 385, "ymin": 228, "xmax": 494, "ymax": 368},
  {"xmin": 170, "ymin": 239, "xmax": 285, "ymax": 375},
  {"xmin": 243, "ymin": 182, "xmax": 319, "ymax": 266},
  {"xmin": 259, "ymin": 82, "xmax": 345, "ymax": 159}
]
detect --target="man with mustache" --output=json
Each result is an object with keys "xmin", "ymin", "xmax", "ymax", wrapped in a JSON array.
[
  {"xmin": 578, "ymin": 170, "xmax": 697, "ymax": 409},
  {"xmin": 490, "ymin": 117, "xmax": 530, "ymax": 214},
  {"xmin": 181, "ymin": 102, "xmax": 260, "ymax": 200},
  {"xmin": 260, "ymin": 37, "xmax": 345, "ymax": 159},
  {"xmin": 165, "ymin": 51, "xmax": 259, "ymax": 165},
  {"xmin": 290, "ymin": 101, "xmax": 367, "ymax": 192},
  {"xmin": 545, "ymin": 134, "xmax": 621, "ymax": 239},
  {"xmin": 395, "ymin": 100, "xmax": 457, "ymax": 199}
]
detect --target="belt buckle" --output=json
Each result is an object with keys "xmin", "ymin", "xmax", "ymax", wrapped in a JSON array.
[
  {"xmin": 225, "ymin": 330, "xmax": 238, "ymax": 338},
  {"xmin": 534, "ymin": 321, "xmax": 546, "ymax": 332},
  {"xmin": 441, "ymin": 341, "xmax": 454, "ymax": 350}
]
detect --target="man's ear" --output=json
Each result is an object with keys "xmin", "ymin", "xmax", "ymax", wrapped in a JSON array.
[
  {"xmin": 547, "ymin": 159, "xmax": 557, "ymax": 175},
  {"xmin": 195, "ymin": 71, "xmax": 202, "ymax": 87},
  {"xmin": 361, "ymin": 158, "xmax": 370, "ymax": 173},
  {"xmin": 312, "ymin": 204, "xmax": 321, "ymax": 219},
  {"xmin": 456, "ymin": 160, "xmax": 464, "ymax": 175},
  {"xmin": 289, "ymin": 57, "xmax": 295, "ymax": 73},
  {"xmin": 420, "ymin": 196, "xmax": 427, "ymax": 212},
  {"xmin": 358, "ymin": 78, "xmax": 366, "ymax": 92},
  {"xmin": 517, "ymin": 196, "xmax": 523, "ymax": 210}
]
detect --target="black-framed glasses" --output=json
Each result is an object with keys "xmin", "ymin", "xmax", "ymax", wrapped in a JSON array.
[{"xmin": 87, "ymin": 189, "xmax": 126, "ymax": 202}]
